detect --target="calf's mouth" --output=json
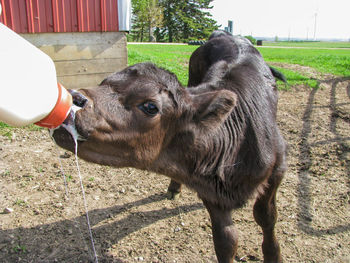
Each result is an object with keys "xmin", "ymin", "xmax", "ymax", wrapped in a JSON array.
[{"xmin": 50, "ymin": 90, "xmax": 88, "ymax": 153}]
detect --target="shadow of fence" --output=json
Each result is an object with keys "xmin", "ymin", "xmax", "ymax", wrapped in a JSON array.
[{"xmin": 297, "ymin": 76, "xmax": 350, "ymax": 236}]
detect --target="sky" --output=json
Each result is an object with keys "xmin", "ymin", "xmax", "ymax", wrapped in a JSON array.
[{"xmin": 210, "ymin": 0, "xmax": 350, "ymax": 40}]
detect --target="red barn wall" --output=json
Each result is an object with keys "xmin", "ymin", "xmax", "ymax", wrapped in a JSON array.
[{"xmin": 0, "ymin": 0, "xmax": 119, "ymax": 33}]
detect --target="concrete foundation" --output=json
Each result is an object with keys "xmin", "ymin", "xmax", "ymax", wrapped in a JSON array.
[{"xmin": 21, "ymin": 32, "xmax": 128, "ymax": 89}]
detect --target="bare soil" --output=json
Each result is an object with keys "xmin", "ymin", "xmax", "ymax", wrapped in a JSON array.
[{"xmin": 0, "ymin": 65, "xmax": 349, "ymax": 263}]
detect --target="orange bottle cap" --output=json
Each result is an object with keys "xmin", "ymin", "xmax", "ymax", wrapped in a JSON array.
[{"xmin": 35, "ymin": 83, "xmax": 72, "ymax": 128}]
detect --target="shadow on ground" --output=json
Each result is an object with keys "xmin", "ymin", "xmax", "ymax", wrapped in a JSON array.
[{"xmin": 0, "ymin": 193, "xmax": 203, "ymax": 262}]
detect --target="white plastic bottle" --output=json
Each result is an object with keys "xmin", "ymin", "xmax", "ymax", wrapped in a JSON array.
[{"xmin": 0, "ymin": 4, "xmax": 72, "ymax": 128}]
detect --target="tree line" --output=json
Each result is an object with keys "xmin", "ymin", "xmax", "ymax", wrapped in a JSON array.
[{"xmin": 129, "ymin": 0, "xmax": 219, "ymax": 43}]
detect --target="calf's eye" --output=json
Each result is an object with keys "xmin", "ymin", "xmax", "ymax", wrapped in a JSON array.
[{"xmin": 138, "ymin": 102, "xmax": 159, "ymax": 116}]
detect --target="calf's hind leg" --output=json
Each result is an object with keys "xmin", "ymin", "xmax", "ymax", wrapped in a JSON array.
[
  {"xmin": 166, "ymin": 179, "xmax": 182, "ymax": 200},
  {"xmin": 253, "ymin": 166, "xmax": 285, "ymax": 263},
  {"xmin": 203, "ymin": 200, "xmax": 238, "ymax": 263}
]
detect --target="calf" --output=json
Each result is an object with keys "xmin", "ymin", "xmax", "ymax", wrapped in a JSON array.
[{"xmin": 52, "ymin": 31, "xmax": 287, "ymax": 263}]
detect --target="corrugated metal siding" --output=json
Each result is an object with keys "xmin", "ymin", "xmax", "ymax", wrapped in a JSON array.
[
  {"xmin": 101, "ymin": 0, "xmax": 119, "ymax": 32},
  {"xmin": 52, "ymin": 0, "xmax": 79, "ymax": 32},
  {"xmin": 0, "ymin": 0, "xmax": 119, "ymax": 33},
  {"xmin": 0, "ymin": 0, "xmax": 28, "ymax": 33}
]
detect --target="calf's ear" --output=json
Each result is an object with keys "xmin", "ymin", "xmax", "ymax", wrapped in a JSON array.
[{"xmin": 191, "ymin": 90, "xmax": 237, "ymax": 129}]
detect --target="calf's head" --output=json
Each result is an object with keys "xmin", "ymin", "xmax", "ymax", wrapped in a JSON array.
[{"xmin": 52, "ymin": 63, "xmax": 237, "ymax": 173}]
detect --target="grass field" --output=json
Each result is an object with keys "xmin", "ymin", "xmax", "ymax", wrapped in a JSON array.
[
  {"xmin": 263, "ymin": 41, "xmax": 350, "ymax": 49},
  {"xmin": 128, "ymin": 44, "xmax": 197, "ymax": 85},
  {"xmin": 128, "ymin": 43, "xmax": 350, "ymax": 88},
  {"xmin": 257, "ymin": 47, "xmax": 350, "ymax": 76}
]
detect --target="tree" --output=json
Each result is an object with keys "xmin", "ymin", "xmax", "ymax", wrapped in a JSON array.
[
  {"xmin": 245, "ymin": 35, "xmax": 256, "ymax": 45},
  {"xmin": 180, "ymin": 0, "xmax": 218, "ymax": 41},
  {"xmin": 131, "ymin": 0, "xmax": 218, "ymax": 42},
  {"xmin": 131, "ymin": 0, "xmax": 163, "ymax": 42},
  {"xmin": 158, "ymin": 0, "xmax": 218, "ymax": 42},
  {"xmin": 147, "ymin": 0, "xmax": 163, "ymax": 41}
]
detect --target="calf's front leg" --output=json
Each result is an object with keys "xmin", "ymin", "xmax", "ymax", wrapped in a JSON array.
[{"xmin": 203, "ymin": 200, "xmax": 238, "ymax": 263}]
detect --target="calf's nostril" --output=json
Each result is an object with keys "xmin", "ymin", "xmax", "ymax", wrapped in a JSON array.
[
  {"xmin": 73, "ymin": 96, "xmax": 88, "ymax": 108},
  {"xmin": 69, "ymin": 90, "xmax": 88, "ymax": 108}
]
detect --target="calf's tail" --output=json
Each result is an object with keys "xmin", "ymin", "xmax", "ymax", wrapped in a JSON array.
[{"xmin": 269, "ymin": 66, "xmax": 287, "ymax": 83}]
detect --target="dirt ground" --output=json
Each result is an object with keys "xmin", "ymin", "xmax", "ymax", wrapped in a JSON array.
[{"xmin": 0, "ymin": 64, "xmax": 349, "ymax": 263}]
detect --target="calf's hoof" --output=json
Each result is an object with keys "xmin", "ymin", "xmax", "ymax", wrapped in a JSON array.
[{"xmin": 166, "ymin": 190, "xmax": 181, "ymax": 200}]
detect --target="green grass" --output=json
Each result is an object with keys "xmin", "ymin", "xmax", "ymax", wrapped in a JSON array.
[
  {"xmin": 273, "ymin": 67, "xmax": 319, "ymax": 89},
  {"xmin": 0, "ymin": 122, "xmax": 43, "ymax": 139},
  {"xmin": 128, "ymin": 44, "xmax": 197, "ymax": 85},
  {"xmin": 13, "ymin": 244, "xmax": 27, "ymax": 254},
  {"xmin": 14, "ymin": 199, "xmax": 27, "ymax": 206},
  {"xmin": 0, "ymin": 122, "xmax": 13, "ymax": 139},
  {"xmin": 65, "ymin": 174, "xmax": 73, "ymax": 182},
  {"xmin": 258, "ymin": 47, "xmax": 350, "ymax": 77},
  {"xmin": 263, "ymin": 41, "xmax": 350, "ymax": 49},
  {"xmin": 128, "ymin": 44, "xmax": 350, "ymax": 87},
  {"xmin": 127, "ymin": 43, "xmax": 349, "ymax": 92}
]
